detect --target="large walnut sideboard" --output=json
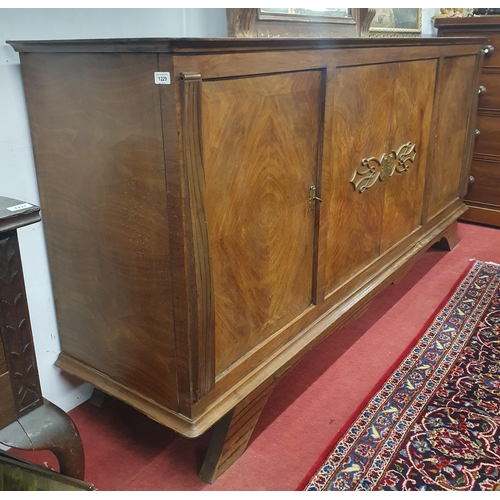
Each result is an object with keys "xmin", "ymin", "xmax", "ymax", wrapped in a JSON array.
[
  {"xmin": 435, "ymin": 15, "xmax": 500, "ymax": 227},
  {"xmin": 8, "ymin": 37, "xmax": 485, "ymax": 482}
]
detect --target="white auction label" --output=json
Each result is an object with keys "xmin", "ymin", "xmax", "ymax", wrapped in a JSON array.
[
  {"xmin": 154, "ymin": 72, "xmax": 171, "ymax": 85},
  {"xmin": 6, "ymin": 203, "xmax": 33, "ymax": 212}
]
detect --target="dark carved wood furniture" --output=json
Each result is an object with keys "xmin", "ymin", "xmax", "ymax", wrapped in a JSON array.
[
  {"xmin": 435, "ymin": 16, "xmax": 500, "ymax": 227},
  {"xmin": 0, "ymin": 196, "xmax": 84, "ymax": 481},
  {"xmin": 8, "ymin": 36, "xmax": 484, "ymax": 482}
]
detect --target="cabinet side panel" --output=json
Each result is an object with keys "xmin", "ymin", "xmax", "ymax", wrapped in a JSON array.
[
  {"xmin": 201, "ymin": 71, "xmax": 321, "ymax": 376},
  {"xmin": 427, "ymin": 55, "xmax": 477, "ymax": 220},
  {"xmin": 20, "ymin": 53, "xmax": 178, "ymax": 410}
]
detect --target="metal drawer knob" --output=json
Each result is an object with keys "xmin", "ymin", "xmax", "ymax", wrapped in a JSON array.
[
  {"xmin": 478, "ymin": 85, "xmax": 487, "ymax": 95},
  {"xmin": 469, "ymin": 175, "xmax": 475, "ymax": 184},
  {"xmin": 475, "ymin": 129, "xmax": 481, "ymax": 137},
  {"xmin": 483, "ymin": 44, "xmax": 495, "ymax": 55}
]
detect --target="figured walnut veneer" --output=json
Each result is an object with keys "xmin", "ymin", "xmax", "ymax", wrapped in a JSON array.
[{"xmin": 8, "ymin": 36, "xmax": 485, "ymax": 481}]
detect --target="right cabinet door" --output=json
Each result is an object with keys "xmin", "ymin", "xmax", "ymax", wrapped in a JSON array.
[
  {"xmin": 426, "ymin": 55, "xmax": 478, "ymax": 220},
  {"xmin": 323, "ymin": 59, "xmax": 437, "ymax": 296}
]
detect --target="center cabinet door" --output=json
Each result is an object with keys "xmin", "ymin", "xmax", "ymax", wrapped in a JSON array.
[{"xmin": 201, "ymin": 70, "xmax": 323, "ymax": 377}]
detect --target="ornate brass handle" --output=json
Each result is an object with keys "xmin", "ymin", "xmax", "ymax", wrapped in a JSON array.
[
  {"xmin": 483, "ymin": 44, "xmax": 494, "ymax": 55},
  {"xmin": 469, "ymin": 175, "xmax": 475, "ymax": 184},
  {"xmin": 478, "ymin": 85, "xmax": 487, "ymax": 95},
  {"xmin": 476, "ymin": 129, "xmax": 481, "ymax": 137},
  {"xmin": 351, "ymin": 142, "xmax": 417, "ymax": 193}
]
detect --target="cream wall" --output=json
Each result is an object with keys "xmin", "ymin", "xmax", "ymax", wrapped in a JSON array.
[
  {"xmin": 0, "ymin": 7, "xmax": 440, "ymax": 413},
  {"xmin": 0, "ymin": 8, "xmax": 227, "ymax": 412}
]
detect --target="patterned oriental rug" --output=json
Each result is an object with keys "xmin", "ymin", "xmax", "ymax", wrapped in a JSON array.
[{"xmin": 301, "ymin": 260, "xmax": 500, "ymax": 491}]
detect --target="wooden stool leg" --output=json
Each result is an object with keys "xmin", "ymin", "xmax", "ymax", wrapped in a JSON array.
[{"xmin": 199, "ymin": 377, "xmax": 279, "ymax": 484}]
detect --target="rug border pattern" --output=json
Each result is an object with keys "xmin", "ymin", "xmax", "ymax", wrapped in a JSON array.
[{"xmin": 303, "ymin": 260, "xmax": 500, "ymax": 491}]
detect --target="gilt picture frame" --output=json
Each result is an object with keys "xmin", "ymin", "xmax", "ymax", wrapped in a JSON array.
[{"xmin": 369, "ymin": 8, "xmax": 422, "ymax": 37}]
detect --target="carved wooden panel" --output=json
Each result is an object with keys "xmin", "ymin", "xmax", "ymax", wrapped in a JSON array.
[
  {"xmin": 427, "ymin": 55, "xmax": 477, "ymax": 220},
  {"xmin": 0, "ymin": 232, "xmax": 42, "ymax": 417},
  {"xmin": 201, "ymin": 71, "xmax": 322, "ymax": 376}
]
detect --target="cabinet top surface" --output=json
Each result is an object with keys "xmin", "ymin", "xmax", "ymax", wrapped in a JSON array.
[{"xmin": 7, "ymin": 36, "xmax": 489, "ymax": 54}]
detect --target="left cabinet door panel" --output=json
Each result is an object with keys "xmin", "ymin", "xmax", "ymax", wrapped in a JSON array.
[{"xmin": 201, "ymin": 71, "xmax": 323, "ymax": 376}]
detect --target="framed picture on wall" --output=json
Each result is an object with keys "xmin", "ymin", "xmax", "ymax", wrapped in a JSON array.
[{"xmin": 370, "ymin": 8, "xmax": 421, "ymax": 37}]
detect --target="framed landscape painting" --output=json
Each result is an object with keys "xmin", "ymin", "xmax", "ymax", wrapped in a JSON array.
[{"xmin": 370, "ymin": 8, "xmax": 421, "ymax": 37}]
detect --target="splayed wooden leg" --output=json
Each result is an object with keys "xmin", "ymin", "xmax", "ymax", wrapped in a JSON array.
[{"xmin": 199, "ymin": 377, "xmax": 279, "ymax": 484}]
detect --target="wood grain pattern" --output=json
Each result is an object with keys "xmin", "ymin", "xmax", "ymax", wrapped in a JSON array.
[
  {"xmin": 198, "ymin": 376, "xmax": 278, "ymax": 483},
  {"xmin": 201, "ymin": 71, "xmax": 321, "ymax": 376},
  {"xmin": 380, "ymin": 60, "xmax": 436, "ymax": 253},
  {"xmin": 426, "ymin": 55, "xmax": 477, "ymax": 220},
  {"xmin": 478, "ymin": 70, "xmax": 500, "ymax": 111},
  {"xmin": 10, "ymin": 39, "xmax": 483, "ymax": 473},
  {"xmin": 435, "ymin": 17, "xmax": 500, "ymax": 227},
  {"xmin": 21, "ymin": 52, "xmax": 178, "ymax": 410},
  {"xmin": 465, "ymin": 158, "xmax": 500, "ymax": 206},
  {"xmin": 475, "ymin": 114, "xmax": 500, "ymax": 157},
  {"xmin": 180, "ymin": 72, "xmax": 215, "ymax": 400},
  {"xmin": 325, "ymin": 61, "xmax": 431, "ymax": 294}
]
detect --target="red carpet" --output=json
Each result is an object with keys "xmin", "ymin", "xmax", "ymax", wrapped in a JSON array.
[
  {"xmin": 8, "ymin": 222, "xmax": 500, "ymax": 490},
  {"xmin": 302, "ymin": 260, "xmax": 500, "ymax": 491}
]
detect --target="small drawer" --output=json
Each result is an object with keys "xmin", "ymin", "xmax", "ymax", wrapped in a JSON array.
[
  {"xmin": 475, "ymin": 115, "xmax": 500, "ymax": 157},
  {"xmin": 466, "ymin": 158, "xmax": 500, "ymax": 207},
  {"xmin": 478, "ymin": 73, "xmax": 500, "ymax": 111},
  {"xmin": 482, "ymin": 34, "xmax": 500, "ymax": 68}
]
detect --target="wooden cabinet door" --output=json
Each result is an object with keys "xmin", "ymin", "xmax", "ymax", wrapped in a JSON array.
[
  {"xmin": 324, "ymin": 59, "xmax": 436, "ymax": 295},
  {"xmin": 201, "ymin": 70, "xmax": 323, "ymax": 376},
  {"xmin": 427, "ymin": 55, "xmax": 478, "ymax": 220}
]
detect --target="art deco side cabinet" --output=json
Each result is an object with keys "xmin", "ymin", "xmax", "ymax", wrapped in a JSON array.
[{"xmin": 8, "ymin": 36, "xmax": 485, "ymax": 482}]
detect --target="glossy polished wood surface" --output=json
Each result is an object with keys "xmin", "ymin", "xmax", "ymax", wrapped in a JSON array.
[
  {"xmin": 436, "ymin": 16, "xmax": 500, "ymax": 226},
  {"xmin": 202, "ymin": 71, "xmax": 320, "ymax": 375},
  {"xmin": 9, "ymin": 37, "xmax": 484, "ymax": 479},
  {"xmin": 19, "ymin": 53, "xmax": 178, "ymax": 410}
]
